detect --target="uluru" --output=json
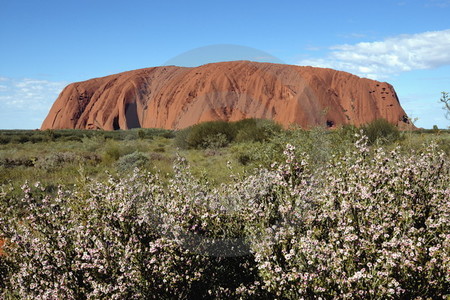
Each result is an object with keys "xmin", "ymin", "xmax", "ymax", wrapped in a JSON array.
[{"xmin": 41, "ymin": 61, "xmax": 411, "ymax": 130}]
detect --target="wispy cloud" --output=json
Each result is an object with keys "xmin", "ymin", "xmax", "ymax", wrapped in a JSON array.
[
  {"xmin": 426, "ymin": 0, "xmax": 450, "ymax": 7},
  {"xmin": 298, "ymin": 29, "xmax": 450, "ymax": 80},
  {"xmin": 337, "ymin": 32, "xmax": 367, "ymax": 39},
  {"xmin": 0, "ymin": 77, "xmax": 66, "ymax": 110},
  {"xmin": 0, "ymin": 77, "xmax": 67, "ymax": 128},
  {"xmin": 304, "ymin": 45, "xmax": 322, "ymax": 51}
]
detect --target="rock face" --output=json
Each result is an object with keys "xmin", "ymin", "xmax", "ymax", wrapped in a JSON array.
[{"xmin": 41, "ymin": 61, "xmax": 410, "ymax": 130}]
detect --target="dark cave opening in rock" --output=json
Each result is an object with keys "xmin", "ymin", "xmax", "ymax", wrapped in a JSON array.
[{"xmin": 125, "ymin": 102, "xmax": 141, "ymax": 129}]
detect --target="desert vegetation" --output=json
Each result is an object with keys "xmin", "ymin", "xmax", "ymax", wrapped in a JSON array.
[{"xmin": 0, "ymin": 119, "xmax": 449, "ymax": 299}]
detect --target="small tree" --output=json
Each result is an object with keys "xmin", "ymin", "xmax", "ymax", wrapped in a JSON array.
[{"xmin": 440, "ymin": 92, "xmax": 450, "ymax": 120}]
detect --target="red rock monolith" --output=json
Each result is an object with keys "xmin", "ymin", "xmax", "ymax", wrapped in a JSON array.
[{"xmin": 41, "ymin": 61, "xmax": 411, "ymax": 130}]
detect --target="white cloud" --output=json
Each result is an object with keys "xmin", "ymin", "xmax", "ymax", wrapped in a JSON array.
[
  {"xmin": 0, "ymin": 77, "xmax": 66, "ymax": 111},
  {"xmin": 0, "ymin": 77, "xmax": 67, "ymax": 128},
  {"xmin": 299, "ymin": 29, "xmax": 450, "ymax": 80}
]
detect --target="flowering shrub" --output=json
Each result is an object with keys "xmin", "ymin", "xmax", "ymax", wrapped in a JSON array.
[
  {"xmin": 244, "ymin": 135, "xmax": 450, "ymax": 298},
  {"xmin": 1, "ymin": 173, "xmax": 208, "ymax": 299},
  {"xmin": 1, "ymin": 134, "xmax": 449, "ymax": 299}
]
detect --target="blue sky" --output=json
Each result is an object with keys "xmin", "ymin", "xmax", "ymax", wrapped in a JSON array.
[{"xmin": 1, "ymin": 0, "xmax": 449, "ymax": 129}]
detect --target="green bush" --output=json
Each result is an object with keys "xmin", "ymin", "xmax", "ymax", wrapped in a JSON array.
[
  {"xmin": 233, "ymin": 118, "xmax": 282, "ymax": 143},
  {"xmin": 201, "ymin": 132, "xmax": 230, "ymax": 149},
  {"xmin": 0, "ymin": 136, "xmax": 11, "ymax": 145},
  {"xmin": 104, "ymin": 146, "xmax": 121, "ymax": 161},
  {"xmin": 362, "ymin": 118, "xmax": 401, "ymax": 145},
  {"xmin": 174, "ymin": 127, "xmax": 190, "ymax": 149},
  {"xmin": 44, "ymin": 129, "xmax": 57, "ymax": 141},
  {"xmin": 237, "ymin": 153, "xmax": 252, "ymax": 166},
  {"xmin": 128, "ymin": 128, "xmax": 175, "ymax": 141},
  {"xmin": 137, "ymin": 129, "xmax": 146, "ymax": 140},
  {"xmin": 0, "ymin": 157, "xmax": 35, "ymax": 168},
  {"xmin": 115, "ymin": 151, "xmax": 149, "ymax": 172},
  {"xmin": 161, "ymin": 131, "xmax": 176, "ymax": 139},
  {"xmin": 102, "ymin": 141, "xmax": 134, "ymax": 164},
  {"xmin": 34, "ymin": 152, "xmax": 80, "ymax": 171},
  {"xmin": 175, "ymin": 119, "xmax": 282, "ymax": 149},
  {"xmin": 58, "ymin": 135, "xmax": 83, "ymax": 142},
  {"xmin": 29, "ymin": 135, "xmax": 44, "ymax": 143},
  {"xmin": 10, "ymin": 135, "xmax": 30, "ymax": 144},
  {"xmin": 81, "ymin": 134, "xmax": 106, "ymax": 152},
  {"xmin": 176, "ymin": 120, "xmax": 235, "ymax": 149},
  {"xmin": 337, "ymin": 124, "xmax": 359, "ymax": 141}
]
